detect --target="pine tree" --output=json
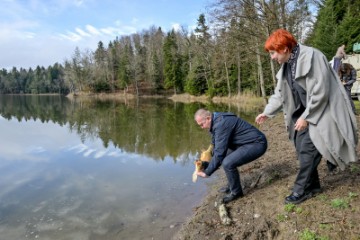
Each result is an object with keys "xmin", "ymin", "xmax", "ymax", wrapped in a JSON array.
[{"xmin": 163, "ymin": 30, "xmax": 183, "ymax": 94}]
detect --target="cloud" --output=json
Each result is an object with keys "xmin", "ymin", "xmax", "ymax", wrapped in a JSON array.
[
  {"xmin": 131, "ymin": 18, "xmax": 139, "ymax": 25},
  {"xmin": 0, "ymin": 18, "xmax": 139, "ymax": 69},
  {"xmin": 74, "ymin": 0, "xmax": 85, "ymax": 7},
  {"xmin": 86, "ymin": 24, "xmax": 101, "ymax": 35},
  {"xmin": 84, "ymin": 149, "xmax": 96, "ymax": 157},
  {"xmin": 75, "ymin": 27, "xmax": 91, "ymax": 37},
  {"xmin": 0, "ymin": 29, "xmax": 74, "ymax": 69},
  {"xmin": 94, "ymin": 150, "xmax": 108, "ymax": 159},
  {"xmin": 27, "ymin": 146, "xmax": 47, "ymax": 154},
  {"xmin": 0, "ymin": 0, "xmax": 207, "ymax": 69},
  {"xmin": 100, "ymin": 27, "xmax": 118, "ymax": 36},
  {"xmin": 58, "ymin": 21, "xmax": 138, "ymax": 43},
  {"xmin": 24, "ymin": 31, "xmax": 36, "ymax": 39},
  {"xmin": 171, "ymin": 23, "xmax": 181, "ymax": 32},
  {"xmin": 59, "ymin": 31, "xmax": 83, "ymax": 42}
]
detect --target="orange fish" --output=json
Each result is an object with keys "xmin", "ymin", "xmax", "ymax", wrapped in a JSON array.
[{"xmin": 192, "ymin": 150, "xmax": 211, "ymax": 182}]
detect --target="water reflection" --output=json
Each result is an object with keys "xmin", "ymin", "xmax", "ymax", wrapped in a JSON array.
[{"xmin": 0, "ymin": 95, "xmax": 258, "ymax": 239}]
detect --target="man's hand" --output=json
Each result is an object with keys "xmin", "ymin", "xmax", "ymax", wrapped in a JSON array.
[
  {"xmin": 196, "ymin": 171, "xmax": 207, "ymax": 178},
  {"xmin": 255, "ymin": 113, "xmax": 268, "ymax": 124},
  {"xmin": 294, "ymin": 118, "xmax": 308, "ymax": 131}
]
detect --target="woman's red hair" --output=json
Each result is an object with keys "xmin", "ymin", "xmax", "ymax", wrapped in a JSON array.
[{"xmin": 264, "ymin": 29, "xmax": 297, "ymax": 53}]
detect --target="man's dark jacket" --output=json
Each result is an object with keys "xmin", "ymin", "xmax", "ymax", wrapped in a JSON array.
[{"xmin": 204, "ymin": 112, "xmax": 266, "ymax": 176}]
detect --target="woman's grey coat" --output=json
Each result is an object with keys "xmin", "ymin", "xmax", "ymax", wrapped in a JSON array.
[{"xmin": 263, "ymin": 44, "xmax": 358, "ymax": 170}]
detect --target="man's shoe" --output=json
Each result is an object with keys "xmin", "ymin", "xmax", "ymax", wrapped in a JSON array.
[
  {"xmin": 218, "ymin": 186, "xmax": 230, "ymax": 194},
  {"xmin": 222, "ymin": 192, "xmax": 244, "ymax": 204},
  {"xmin": 285, "ymin": 192, "xmax": 313, "ymax": 205}
]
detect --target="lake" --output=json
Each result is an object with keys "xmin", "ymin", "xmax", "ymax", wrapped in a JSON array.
[{"xmin": 0, "ymin": 95, "xmax": 258, "ymax": 240}]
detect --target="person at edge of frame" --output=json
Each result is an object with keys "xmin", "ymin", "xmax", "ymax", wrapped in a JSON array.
[
  {"xmin": 328, "ymin": 45, "xmax": 357, "ymax": 172},
  {"xmin": 255, "ymin": 29, "xmax": 358, "ymax": 205}
]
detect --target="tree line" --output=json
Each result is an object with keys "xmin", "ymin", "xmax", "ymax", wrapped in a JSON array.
[{"xmin": 0, "ymin": 0, "xmax": 359, "ymax": 98}]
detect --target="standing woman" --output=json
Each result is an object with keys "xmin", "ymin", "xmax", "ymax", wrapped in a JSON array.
[
  {"xmin": 255, "ymin": 29, "xmax": 358, "ymax": 204},
  {"xmin": 339, "ymin": 62, "xmax": 357, "ymax": 113}
]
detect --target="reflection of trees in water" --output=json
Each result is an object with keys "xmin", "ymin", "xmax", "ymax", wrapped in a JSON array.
[
  {"xmin": 0, "ymin": 96, "xmax": 206, "ymax": 162},
  {"xmin": 72, "ymin": 99, "xmax": 210, "ymax": 162},
  {"xmin": 0, "ymin": 95, "xmax": 258, "ymax": 162},
  {"xmin": 0, "ymin": 95, "xmax": 69, "ymax": 124}
]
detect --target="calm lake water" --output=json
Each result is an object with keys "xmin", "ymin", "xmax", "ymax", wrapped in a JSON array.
[{"xmin": 0, "ymin": 95, "xmax": 258, "ymax": 240}]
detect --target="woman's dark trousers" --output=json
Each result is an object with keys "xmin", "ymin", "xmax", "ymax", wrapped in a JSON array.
[{"xmin": 293, "ymin": 128, "xmax": 322, "ymax": 195}]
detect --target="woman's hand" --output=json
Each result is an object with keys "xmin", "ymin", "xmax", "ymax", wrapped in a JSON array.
[
  {"xmin": 255, "ymin": 113, "xmax": 268, "ymax": 124},
  {"xmin": 294, "ymin": 118, "xmax": 308, "ymax": 131}
]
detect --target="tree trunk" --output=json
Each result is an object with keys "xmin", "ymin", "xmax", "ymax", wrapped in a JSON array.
[
  {"xmin": 255, "ymin": 39, "xmax": 266, "ymax": 101},
  {"xmin": 224, "ymin": 60, "xmax": 231, "ymax": 98},
  {"xmin": 237, "ymin": 50, "xmax": 241, "ymax": 95}
]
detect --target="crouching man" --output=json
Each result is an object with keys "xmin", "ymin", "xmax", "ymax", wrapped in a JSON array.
[{"xmin": 195, "ymin": 109, "xmax": 267, "ymax": 204}]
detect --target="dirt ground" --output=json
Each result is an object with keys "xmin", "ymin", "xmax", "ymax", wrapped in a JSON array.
[{"xmin": 172, "ymin": 114, "xmax": 360, "ymax": 240}]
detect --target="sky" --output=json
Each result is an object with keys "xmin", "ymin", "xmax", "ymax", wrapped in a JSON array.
[{"xmin": 0, "ymin": 0, "xmax": 210, "ymax": 70}]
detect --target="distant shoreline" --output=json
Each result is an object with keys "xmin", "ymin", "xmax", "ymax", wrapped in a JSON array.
[
  {"xmin": 1, "ymin": 92, "xmax": 267, "ymax": 111},
  {"xmin": 65, "ymin": 92, "xmax": 267, "ymax": 110}
]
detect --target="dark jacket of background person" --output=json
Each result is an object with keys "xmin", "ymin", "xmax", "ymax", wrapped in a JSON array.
[
  {"xmin": 339, "ymin": 63, "xmax": 357, "ymax": 92},
  {"xmin": 204, "ymin": 112, "xmax": 266, "ymax": 176}
]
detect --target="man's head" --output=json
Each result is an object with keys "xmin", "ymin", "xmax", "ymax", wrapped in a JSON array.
[{"xmin": 194, "ymin": 109, "xmax": 212, "ymax": 129}]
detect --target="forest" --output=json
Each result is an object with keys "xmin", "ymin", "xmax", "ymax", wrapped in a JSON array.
[{"xmin": 0, "ymin": 0, "xmax": 359, "ymax": 98}]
